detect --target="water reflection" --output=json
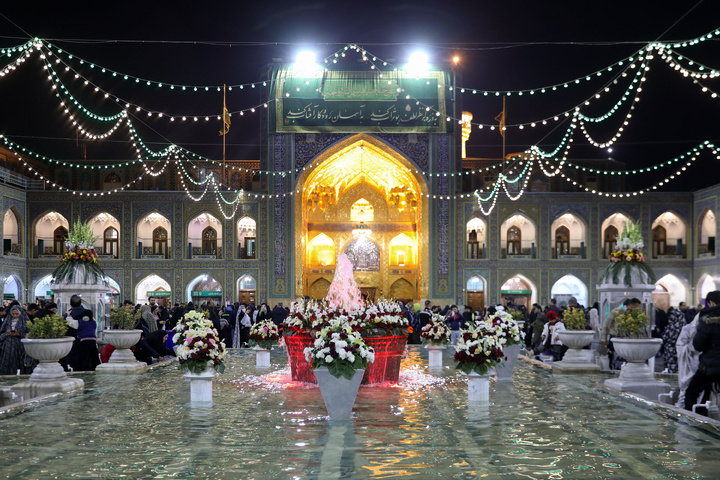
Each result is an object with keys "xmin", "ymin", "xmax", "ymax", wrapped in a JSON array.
[{"xmin": 0, "ymin": 347, "xmax": 718, "ymax": 479}]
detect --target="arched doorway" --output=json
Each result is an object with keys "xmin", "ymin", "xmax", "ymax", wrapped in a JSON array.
[
  {"xmin": 237, "ymin": 275, "xmax": 256, "ymax": 305},
  {"xmin": 653, "ymin": 274, "xmax": 687, "ymax": 309},
  {"xmin": 34, "ymin": 274, "xmax": 55, "ymax": 302},
  {"xmin": 3, "ymin": 208, "xmax": 21, "ymax": 256},
  {"xmin": 34, "ymin": 211, "xmax": 69, "ymax": 257},
  {"xmin": 187, "ymin": 275, "xmax": 223, "ymax": 305},
  {"xmin": 294, "ymin": 135, "xmax": 429, "ymax": 300},
  {"xmin": 551, "ymin": 274, "xmax": 588, "ymax": 308},
  {"xmin": 3, "ymin": 274, "xmax": 22, "ymax": 303},
  {"xmin": 500, "ymin": 274, "xmax": 537, "ymax": 307},
  {"xmin": 87, "ymin": 212, "xmax": 121, "ymax": 258},
  {"xmin": 466, "ymin": 275, "xmax": 486, "ymax": 312},
  {"xmin": 697, "ymin": 274, "xmax": 716, "ymax": 305},
  {"xmin": 135, "ymin": 274, "xmax": 172, "ymax": 306},
  {"xmin": 698, "ymin": 208, "xmax": 716, "ymax": 257}
]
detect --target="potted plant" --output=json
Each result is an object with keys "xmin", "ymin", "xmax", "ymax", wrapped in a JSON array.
[
  {"xmin": 454, "ymin": 322, "xmax": 505, "ymax": 401},
  {"xmin": 22, "ymin": 314, "xmax": 74, "ymax": 381},
  {"xmin": 248, "ymin": 320, "xmax": 280, "ymax": 367},
  {"xmin": 420, "ymin": 314, "xmax": 450, "ymax": 368},
  {"xmin": 303, "ymin": 320, "xmax": 375, "ymax": 420},
  {"xmin": 486, "ymin": 307, "xmax": 525, "ymax": 381},
  {"xmin": 554, "ymin": 307, "xmax": 599, "ymax": 370},
  {"xmin": 99, "ymin": 306, "xmax": 144, "ymax": 368},
  {"xmin": 355, "ymin": 298, "xmax": 409, "ymax": 384},
  {"xmin": 605, "ymin": 306, "xmax": 666, "ymax": 391},
  {"xmin": 175, "ymin": 312, "xmax": 226, "ymax": 404}
]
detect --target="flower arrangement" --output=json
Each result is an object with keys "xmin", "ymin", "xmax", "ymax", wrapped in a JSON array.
[
  {"xmin": 361, "ymin": 298, "xmax": 409, "ymax": 336},
  {"xmin": 52, "ymin": 221, "xmax": 107, "ymax": 285},
  {"xmin": 453, "ymin": 322, "xmax": 506, "ymax": 375},
  {"xmin": 26, "ymin": 313, "xmax": 68, "ymax": 339},
  {"xmin": 420, "ymin": 313, "xmax": 451, "ymax": 345},
  {"xmin": 615, "ymin": 307, "xmax": 651, "ymax": 339},
  {"xmin": 562, "ymin": 307, "xmax": 588, "ymax": 330},
  {"xmin": 248, "ymin": 320, "xmax": 280, "ymax": 349},
  {"xmin": 603, "ymin": 221, "xmax": 656, "ymax": 287},
  {"xmin": 485, "ymin": 308, "xmax": 525, "ymax": 346},
  {"xmin": 172, "ymin": 310, "xmax": 214, "ymax": 346},
  {"xmin": 174, "ymin": 310, "xmax": 226, "ymax": 374},
  {"xmin": 303, "ymin": 320, "xmax": 375, "ymax": 379}
]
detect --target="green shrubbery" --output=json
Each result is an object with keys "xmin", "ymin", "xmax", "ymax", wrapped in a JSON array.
[{"xmin": 26, "ymin": 314, "xmax": 68, "ymax": 339}]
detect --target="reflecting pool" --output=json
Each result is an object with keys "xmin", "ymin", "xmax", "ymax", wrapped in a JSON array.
[{"xmin": 0, "ymin": 346, "xmax": 719, "ymax": 479}]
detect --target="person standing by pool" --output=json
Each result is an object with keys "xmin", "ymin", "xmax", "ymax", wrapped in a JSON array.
[{"xmin": 0, "ymin": 305, "xmax": 31, "ymax": 375}]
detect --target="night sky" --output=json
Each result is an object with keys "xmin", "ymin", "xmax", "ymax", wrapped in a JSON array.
[{"xmin": 0, "ymin": 1, "xmax": 718, "ymax": 191}]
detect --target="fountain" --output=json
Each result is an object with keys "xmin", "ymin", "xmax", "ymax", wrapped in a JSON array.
[{"xmin": 285, "ymin": 254, "xmax": 408, "ymax": 385}]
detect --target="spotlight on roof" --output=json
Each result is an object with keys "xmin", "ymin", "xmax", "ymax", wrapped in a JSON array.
[
  {"xmin": 293, "ymin": 50, "xmax": 321, "ymax": 76},
  {"xmin": 406, "ymin": 51, "xmax": 429, "ymax": 73}
]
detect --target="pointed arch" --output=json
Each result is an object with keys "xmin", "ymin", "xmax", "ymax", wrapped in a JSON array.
[
  {"xmin": 186, "ymin": 274, "xmax": 223, "ymax": 303},
  {"xmin": 389, "ymin": 233, "xmax": 416, "ymax": 267},
  {"xmin": 237, "ymin": 274, "xmax": 256, "ymax": 304},
  {"xmin": 466, "ymin": 274, "xmax": 487, "ymax": 312},
  {"xmin": 389, "ymin": 278, "xmax": 415, "ymax": 303},
  {"xmin": 188, "ymin": 212, "xmax": 222, "ymax": 258},
  {"xmin": 500, "ymin": 273, "xmax": 537, "ymax": 306},
  {"xmin": 135, "ymin": 274, "xmax": 172, "ymax": 305},
  {"xmin": 308, "ymin": 233, "xmax": 335, "ymax": 266},
  {"xmin": 698, "ymin": 208, "xmax": 716, "ymax": 256},
  {"xmin": 466, "ymin": 217, "xmax": 486, "ymax": 259},
  {"xmin": 551, "ymin": 211, "xmax": 587, "ymax": 258},
  {"xmin": 3, "ymin": 207, "xmax": 22, "ymax": 256},
  {"xmin": 500, "ymin": 213, "xmax": 536, "ymax": 258},
  {"xmin": 652, "ymin": 211, "xmax": 687, "ymax": 258},
  {"xmin": 654, "ymin": 274, "xmax": 688, "ymax": 309},
  {"xmin": 237, "ymin": 215, "xmax": 257, "ymax": 259},
  {"xmin": 551, "ymin": 274, "xmax": 588, "ymax": 308},
  {"xmin": 601, "ymin": 212, "xmax": 633, "ymax": 258},
  {"xmin": 136, "ymin": 211, "xmax": 171, "ymax": 258},
  {"xmin": 34, "ymin": 211, "xmax": 69, "ymax": 256},
  {"xmin": 87, "ymin": 212, "xmax": 121, "ymax": 257}
]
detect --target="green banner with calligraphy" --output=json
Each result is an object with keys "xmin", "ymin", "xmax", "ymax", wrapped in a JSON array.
[
  {"xmin": 147, "ymin": 291, "xmax": 172, "ymax": 298},
  {"xmin": 191, "ymin": 290, "xmax": 222, "ymax": 297},
  {"xmin": 275, "ymin": 68, "xmax": 447, "ymax": 133}
]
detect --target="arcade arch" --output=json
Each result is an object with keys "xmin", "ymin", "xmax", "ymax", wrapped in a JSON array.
[
  {"xmin": 137, "ymin": 212, "xmax": 171, "ymax": 258},
  {"xmin": 500, "ymin": 274, "xmax": 537, "ymax": 307},
  {"xmin": 35, "ymin": 211, "xmax": 69, "ymax": 255},
  {"xmin": 87, "ymin": 212, "xmax": 121, "ymax": 258},
  {"xmin": 3, "ymin": 208, "xmax": 21, "ymax": 255},
  {"xmin": 697, "ymin": 274, "xmax": 717, "ymax": 304},
  {"xmin": 135, "ymin": 274, "xmax": 171, "ymax": 305},
  {"xmin": 237, "ymin": 216, "xmax": 256, "ymax": 259},
  {"xmin": 186, "ymin": 275, "xmax": 223, "ymax": 304},
  {"xmin": 500, "ymin": 214, "xmax": 536, "ymax": 258},
  {"xmin": 2, "ymin": 274, "xmax": 22, "ymax": 302},
  {"xmin": 237, "ymin": 275, "xmax": 256, "ymax": 305},
  {"xmin": 651, "ymin": 212, "xmax": 687, "ymax": 258},
  {"xmin": 551, "ymin": 212, "xmax": 586, "ymax": 258},
  {"xmin": 188, "ymin": 213, "xmax": 223, "ymax": 258},
  {"xmin": 466, "ymin": 217, "xmax": 486, "ymax": 259},
  {"xmin": 653, "ymin": 274, "xmax": 687, "ymax": 311},
  {"xmin": 551, "ymin": 274, "xmax": 588, "ymax": 308},
  {"xmin": 466, "ymin": 275, "xmax": 486, "ymax": 312},
  {"xmin": 601, "ymin": 212, "xmax": 632, "ymax": 258},
  {"xmin": 698, "ymin": 208, "xmax": 716, "ymax": 256}
]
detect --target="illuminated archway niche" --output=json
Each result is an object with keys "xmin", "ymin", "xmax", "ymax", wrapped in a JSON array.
[
  {"xmin": 551, "ymin": 274, "xmax": 588, "ymax": 308},
  {"xmin": 500, "ymin": 274, "xmax": 537, "ymax": 307},
  {"xmin": 653, "ymin": 274, "xmax": 687, "ymax": 310},
  {"xmin": 697, "ymin": 274, "xmax": 717, "ymax": 305},
  {"xmin": 295, "ymin": 135, "xmax": 429, "ymax": 301}
]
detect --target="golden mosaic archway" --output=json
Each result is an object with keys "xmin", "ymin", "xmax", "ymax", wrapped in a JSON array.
[{"xmin": 294, "ymin": 134, "xmax": 429, "ymax": 301}]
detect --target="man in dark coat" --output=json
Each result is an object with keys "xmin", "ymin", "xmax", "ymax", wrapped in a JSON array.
[{"xmin": 684, "ymin": 290, "xmax": 720, "ymax": 412}]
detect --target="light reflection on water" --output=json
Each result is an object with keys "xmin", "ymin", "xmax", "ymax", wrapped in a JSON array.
[{"xmin": 0, "ymin": 346, "xmax": 718, "ymax": 479}]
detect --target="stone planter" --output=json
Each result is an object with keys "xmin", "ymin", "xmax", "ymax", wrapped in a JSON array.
[
  {"xmin": 427, "ymin": 344, "xmax": 445, "ymax": 368},
  {"xmin": 21, "ymin": 337, "xmax": 75, "ymax": 381},
  {"xmin": 15, "ymin": 337, "xmax": 84, "ymax": 398},
  {"xmin": 254, "ymin": 347, "xmax": 271, "ymax": 367},
  {"xmin": 494, "ymin": 344, "xmax": 522, "ymax": 381},
  {"xmin": 553, "ymin": 331, "xmax": 600, "ymax": 373},
  {"xmin": 185, "ymin": 365, "xmax": 217, "ymax": 404},
  {"xmin": 314, "ymin": 367, "xmax": 365, "ymax": 420},
  {"xmin": 604, "ymin": 338, "xmax": 670, "ymax": 399},
  {"xmin": 96, "ymin": 329, "xmax": 146, "ymax": 373},
  {"xmin": 467, "ymin": 372, "xmax": 490, "ymax": 402}
]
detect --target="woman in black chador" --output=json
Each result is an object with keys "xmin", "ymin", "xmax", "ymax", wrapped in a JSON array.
[{"xmin": 0, "ymin": 305, "xmax": 31, "ymax": 375}]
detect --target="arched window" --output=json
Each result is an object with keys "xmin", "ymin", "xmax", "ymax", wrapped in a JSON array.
[
  {"xmin": 555, "ymin": 226, "xmax": 570, "ymax": 256},
  {"xmin": 202, "ymin": 227, "xmax": 217, "ymax": 255},
  {"xmin": 507, "ymin": 226, "xmax": 521, "ymax": 255},
  {"xmin": 652, "ymin": 225, "xmax": 667, "ymax": 258},
  {"xmin": 153, "ymin": 227, "xmax": 168, "ymax": 257},
  {"xmin": 604, "ymin": 226, "xmax": 618, "ymax": 259},
  {"xmin": 103, "ymin": 227, "xmax": 119, "ymax": 258},
  {"xmin": 53, "ymin": 226, "xmax": 68, "ymax": 254}
]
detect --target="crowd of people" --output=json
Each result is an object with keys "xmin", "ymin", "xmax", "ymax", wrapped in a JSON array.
[{"xmin": 2, "ymin": 292, "xmax": 720, "ymax": 415}]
